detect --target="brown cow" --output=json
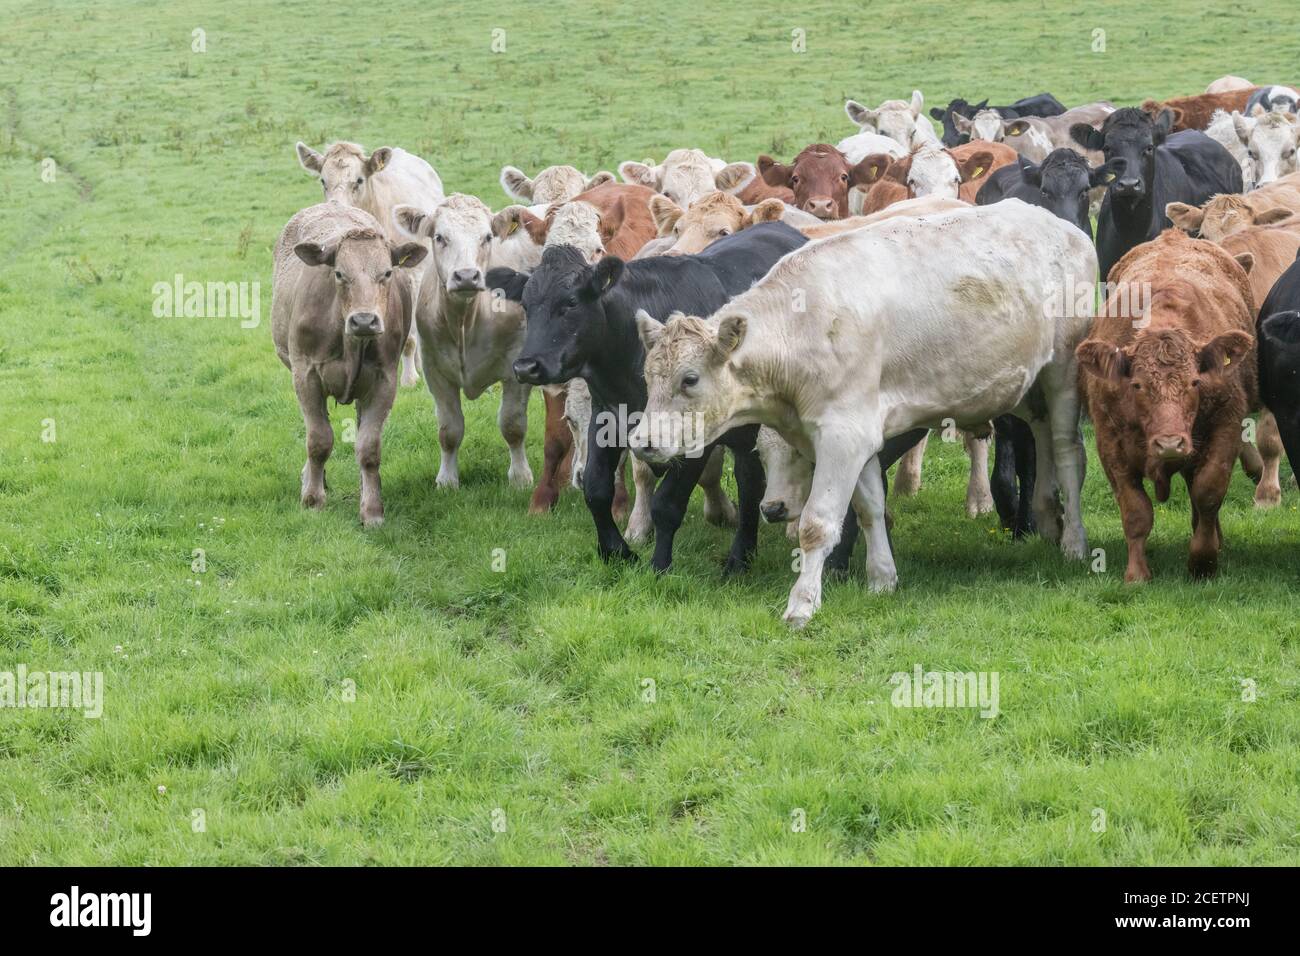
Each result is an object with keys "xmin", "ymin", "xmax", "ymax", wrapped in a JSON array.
[
  {"xmin": 854, "ymin": 142, "xmax": 1015, "ymax": 214},
  {"xmin": 1076, "ymin": 229, "xmax": 1257, "ymax": 582},
  {"xmin": 271, "ymin": 203, "xmax": 427, "ymax": 526},
  {"xmin": 756, "ymin": 144, "xmax": 879, "ymax": 219},
  {"xmin": 1141, "ymin": 88, "xmax": 1261, "ymax": 132},
  {"xmin": 1166, "ymin": 171, "xmax": 1300, "ymax": 241},
  {"xmin": 647, "ymin": 191, "xmax": 786, "ymax": 254}
]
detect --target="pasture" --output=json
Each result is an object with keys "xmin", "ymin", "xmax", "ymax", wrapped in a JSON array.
[{"xmin": 2, "ymin": 0, "xmax": 1299, "ymax": 865}]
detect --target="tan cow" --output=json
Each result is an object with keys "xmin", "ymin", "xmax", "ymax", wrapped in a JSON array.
[
  {"xmin": 1206, "ymin": 76, "xmax": 1253, "ymax": 94},
  {"xmin": 295, "ymin": 141, "xmax": 444, "ymax": 388},
  {"xmin": 647, "ymin": 191, "xmax": 786, "ymax": 254},
  {"xmin": 271, "ymin": 203, "xmax": 427, "ymax": 526},
  {"xmin": 1166, "ymin": 171, "xmax": 1300, "ymax": 240},
  {"xmin": 499, "ymin": 164, "xmax": 615, "ymax": 204},
  {"xmin": 618, "ymin": 149, "xmax": 760, "ymax": 208},
  {"xmin": 844, "ymin": 91, "xmax": 941, "ymax": 150}
]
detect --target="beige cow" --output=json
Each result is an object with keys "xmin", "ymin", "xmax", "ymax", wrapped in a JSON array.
[
  {"xmin": 1231, "ymin": 109, "xmax": 1300, "ymax": 186},
  {"xmin": 1207, "ymin": 75, "xmax": 1254, "ymax": 94},
  {"xmin": 844, "ymin": 91, "xmax": 941, "ymax": 150},
  {"xmin": 617, "ymin": 148, "xmax": 757, "ymax": 208},
  {"xmin": 296, "ymin": 141, "xmax": 444, "ymax": 388},
  {"xmin": 1167, "ymin": 172, "xmax": 1300, "ymax": 240},
  {"xmin": 499, "ymin": 164, "xmax": 615, "ymax": 204},
  {"xmin": 647, "ymin": 192, "xmax": 787, "ymax": 255},
  {"xmin": 271, "ymin": 203, "xmax": 427, "ymax": 526}
]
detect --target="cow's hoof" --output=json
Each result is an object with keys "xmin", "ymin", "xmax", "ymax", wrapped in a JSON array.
[
  {"xmin": 721, "ymin": 554, "xmax": 752, "ymax": 577},
  {"xmin": 1188, "ymin": 554, "xmax": 1219, "ymax": 580},
  {"xmin": 301, "ymin": 492, "xmax": 326, "ymax": 510},
  {"xmin": 600, "ymin": 546, "xmax": 638, "ymax": 564},
  {"xmin": 361, "ymin": 511, "xmax": 384, "ymax": 529},
  {"xmin": 1254, "ymin": 486, "xmax": 1282, "ymax": 509},
  {"xmin": 527, "ymin": 494, "xmax": 557, "ymax": 515},
  {"xmin": 435, "ymin": 472, "xmax": 460, "ymax": 490},
  {"xmin": 866, "ymin": 565, "xmax": 898, "ymax": 593},
  {"xmin": 704, "ymin": 496, "xmax": 739, "ymax": 528},
  {"xmin": 400, "ymin": 369, "xmax": 421, "ymax": 388},
  {"xmin": 508, "ymin": 465, "xmax": 535, "ymax": 490},
  {"xmin": 1059, "ymin": 528, "xmax": 1088, "ymax": 561},
  {"xmin": 965, "ymin": 493, "xmax": 995, "ymax": 518},
  {"xmin": 625, "ymin": 521, "xmax": 653, "ymax": 545},
  {"xmin": 1123, "ymin": 566, "xmax": 1152, "ymax": 584},
  {"xmin": 782, "ymin": 603, "xmax": 817, "ymax": 629}
]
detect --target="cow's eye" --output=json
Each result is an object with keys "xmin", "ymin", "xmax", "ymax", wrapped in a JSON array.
[
  {"xmin": 434, "ymin": 234, "xmax": 446, "ymax": 245},
  {"xmin": 789, "ymin": 175, "xmax": 799, "ymax": 186},
  {"xmin": 354, "ymin": 177, "xmax": 363, "ymax": 186},
  {"xmin": 1144, "ymin": 146, "xmax": 1154, "ymax": 156},
  {"xmin": 482, "ymin": 234, "xmax": 492, "ymax": 245},
  {"xmin": 1192, "ymin": 378, "xmax": 1201, "ymax": 388},
  {"xmin": 334, "ymin": 270, "xmax": 344, "ymax": 281},
  {"xmin": 681, "ymin": 371, "xmax": 699, "ymax": 388},
  {"xmin": 1132, "ymin": 381, "xmax": 1141, "ymax": 390},
  {"xmin": 840, "ymin": 173, "xmax": 849, "ymax": 183},
  {"xmin": 383, "ymin": 270, "xmax": 392, "ymax": 280},
  {"xmin": 716, "ymin": 228, "xmax": 730, "ymax": 237}
]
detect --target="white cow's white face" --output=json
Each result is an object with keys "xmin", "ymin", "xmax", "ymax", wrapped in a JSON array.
[
  {"xmin": 545, "ymin": 202, "xmax": 605, "ymax": 263},
  {"xmin": 970, "ymin": 109, "xmax": 1006, "ymax": 143},
  {"xmin": 756, "ymin": 426, "xmax": 812, "ymax": 523},
  {"xmin": 1238, "ymin": 111, "xmax": 1300, "ymax": 185},
  {"xmin": 907, "ymin": 147, "xmax": 963, "ymax": 199},
  {"xmin": 418, "ymin": 195, "xmax": 494, "ymax": 295},
  {"xmin": 297, "ymin": 141, "xmax": 390, "ymax": 209}
]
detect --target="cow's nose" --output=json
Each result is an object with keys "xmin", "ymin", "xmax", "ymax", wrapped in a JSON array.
[
  {"xmin": 450, "ymin": 268, "xmax": 484, "ymax": 291},
  {"xmin": 1152, "ymin": 435, "xmax": 1189, "ymax": 459},
  {"xmin": 1116, "ymin": 177, "xmax": 1143, "ymax": 194},
  {"xmin": 513, "ymin": 358, "xmax": 543, "ymax": 384},
  {"xmin": 346, "ymin": 312, "xmax": 381, "ymax": 336},
  {"xmin": 760, "ymin": 501, "xmax": 788, "ymax": 523},
  {"xmin": 803, "ymin": 197, "xmax": 836, "ymax": 219}
]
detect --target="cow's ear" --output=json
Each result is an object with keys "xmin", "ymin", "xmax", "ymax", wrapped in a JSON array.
[
  {"xmin": 486, "ymin": 267, "xmax": 529, "ymax": 303},
  {"xmin": 852, "ymin": 153, "xmax": 894, "ymax": 186},
  {"xmin": 953, "ymin": 113, "xmax": 973, "ymax": 134},
  {"xmin": 1089, "ymin": 158, "xmax": 1123, "ymax": 187},
  {"xmin": 599, "ymin": 197, "xmax": 627, "ymax": 241},
  {"xmin": 1197, "ymin": 330, "xmax": 1253, "ymax": 374},
  {"xmin": 1254, "ymin": 206, "xmax": 1296, "ymax": 227},
  {"xmin": 1260, "ymin": 311, "xmax": 1300, "ymax": 346},
  {"xmin": 648, "ymin": 195, "xmax": 683, "ymax": 236},
  {"xmin": 757, "ymin": 156, "xmax": 793, "ymax": 187},
  {"xmin": 1152, "ymin": 109, "xmax": 1175, "ymax": 143},
  {"xmin": 365, "ymin": 147, "xmax": 393, "ymax": 177},
  {"xmin": 972, "ymin": 99, "xmax": 989, "ymax": 113},
  {"xmin": 715, "ymin": 313, "xmax": 747, "ymax": 358},
  {"xmin": 715, "ymin": 161, "xmax": 756, "ymax": 192},
  {"xmin": 1234, "ymin": 252, "xmax": 1255, "ymax": 275},
  {"xmin": 393, "ymin": 203, "xmax": 432, "ymax": 239},
  {"xmin": 582, "ymin": 256, "xmax": 624, "ymax": 301},
  {"xmin": 845, "ymin": 100, "xmax": 875, "ymax": 128},
  {"xmin": 499, "ymin": 165, "xmax": 534, "ymax": 201},
  {"xmin": 745, "ymin": 198, "xmax": 785, "ymax": 226},
  {"xmin": 1004, "ymin": 119, "xmax": 1031, "ymax": 138},
  {"xmin": 618, "ymin": 160, "xmax": 660, "ymax": 189},
  {"xmin": 959, "ymin": 150, "xmax": 995, "ymax": 183},
  {"xmin": 585, "ymin": 170, "xmax": 616, "ymax": 190},
  {"xmin": 1165, "ymin": 202, "xmax": 1205, "ymax": 233},
  {"xmin": 390, "ymin": 242, "xmax": 427, "ymax": 270},
  {"xmin": 1076, "ymin": 339, "xmax": 1131, "ymax": 381},
  {"xmin": 492, "ymin": 205, "xmax": 547, "ymax": 244},
  {"xmin": 296, "ymin": 142, "xmax": 324, "ymax": 174},
  {"xmin": 1071, "ymin": 123, "xmax": 1105, "ymax": 151},
  {"xmin": 1019, "ymin": 158, "xmax": 1043, "ymax": 188},
  {"xmin": 909, "ymin": 90, "xmax": 924, "ymax": 117},
  {"xmin": 294, "ymin": 241, "xmax": 337, "ymax": 268},
  {"xmin": 1229, "ymin": 111, "xmax": 1253, "ymax": 145},
  {"xmin": 634, "ymin": 309, "xmax": 663, "ymax": 352},
  {"xmin": 929, "ymin": 106, "xmax": 945, "ymax": 121}
]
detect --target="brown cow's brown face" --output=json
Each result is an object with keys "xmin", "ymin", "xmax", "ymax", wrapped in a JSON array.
[
  {"xmin": 758, "ymin": 145, "xmax": 871, "ymax": 219},
  {"xmin": 1077, "ymin": 329, "xmax": 1252, "ymax": 471},
  {"xmin": 294, "ymin": 233, "xmax": 426, "ymax": 338}
]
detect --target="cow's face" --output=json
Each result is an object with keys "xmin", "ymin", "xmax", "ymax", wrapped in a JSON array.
[
  {"xmin": 756, "ymin": 426, "xmax": 812, "ymax": 524},
  {"xmin": 904, "ymin": 146, "xmax": 992, "ymax": 199},
  {"xmin": 931, "ymin": 98, "xmax": 988, "ymax": 147},
  {"xmin": 1074, "ymin": 108, "xmax": 1168, "ymax": 204},
  {"xmin": 563, "ymin": 379, "xmax": 594, "ymax": 488},
  {"xmin": 395, "ymin": 195, "xmax": 492, "ymax": 296},
  {"xmin": 1167, "ymin": 196, "xmax": 1295, "ymax": 242},
  {"xmin": 499, "ymin": 164, "xmax": 614, "ymax": 204},
  {"xmin": 1021, "ymin": 150, "xmax": 1122, "ymax": 233},
  {"xmin": 545, "ymin": 202, "xmax": 608, "ymax": 263},
  {"xmin": 491, "ymin": 246, "xmax": 621, "ymax": 385},
  {"xmin": 630, "ymin": 312, "xmax": 745, "ymax": 463},
  {"xmin": 293, "ymin": 230, "xmax": 426, "ymax": 339},
  {"xmin": 650, "ymin": 191, "xmax": 783, "ymax": 255},
  {"xmin": 845, "ymin": 92, "xmax": 924, "ymax": 148},
  {"xmin": 758, "ymin": 145, "xmax": 875, "ymax": 219},
  {"xmin": 1235, "ymin": 110, "xmax": 1300, "ymax": 185},
  {"xmin": 1077, "ymin": 328, "xmax": 1253, "ymax": 471},
  {"xmin": 619, "ymin": 149, "xmax": 750, "ymax": 209},
  {"xmin": 297, "ymin": 142, "xmax": 392, "ymax": 207},
  {"xmin": 953, "ymin": 109, "xmax": 1010, "ymax": 144}
]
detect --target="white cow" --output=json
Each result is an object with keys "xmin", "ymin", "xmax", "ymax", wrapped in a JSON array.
[
  {"xmin": 618, "ymin": 149, "xmax": 757, "ymax": 208},
  {"xmin": 1232, "ymin": 109, "xmax": 1300, "ymax": 186},
  {"xmin": 844, "ymin": 92, "xmax": 941, "ymax": 150},
  {"xmin": 1205, "ymin": 110, "xmax": 1257, "ymax": 191},
  {"xmin": 393, "ymin": 195, "xmax": 534, "ymax": 491},
  {"xmin": 296, "ymin": 141, "xmax": 444, "ymax": 388},
  {"xmin": 499, "ymin": 164, "xmax": 615, "ymax": 204},
  {"xmin": 629, "ymin": 201, "xmax": 1096, "ymax": 626}
]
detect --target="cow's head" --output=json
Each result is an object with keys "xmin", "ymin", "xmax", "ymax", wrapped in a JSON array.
[
  {"xmin": 758, "ymin": 144, "xmax": 876, "ymax": 219},
  {"xmin": 292, "ymin": 226, "xmax": 426, "ymax": 338},
  {"xmin": 1166, "ymin": 194, "xmax": 1296, "ymax": 241},
  {"xmin": 629, "ymin": 310, "xmax": 747, "ymax": 462},
  {"xmin": 902, "ymin": 145, "xmax": 994, "ymax": 199},
  {"xmin": 393, "ymin": 194, "xmax": 493, "ymax": 296},
  {"xmin": 1019, "ymin": 149, "xmax": 1123, "ymax": 233},
  {"xmin": 755, "ymin": 426, "xmax": 812, "ymax": 524},
  {"xmin": 296, "ymin": 141, "xmax": 394, "ymax": 207},
  {"xmin": 491, "ymin": 200, "xmax": 613, "ymax": 265},
  {"xmin": 1073, "ymin": 107, "xmax": 1169, "ymax": 204},
  {"xmin": 1139, "ymin": 100, "xmax": 1187, "ymax": 131},
  {"xmin": 649, "ymin": 191, "xmax": 784, "ymax": 255},
  {"xmin": 1077, "ymin": 327, "xmax": 1253, "ymax": 471},
  {"xmin": 1232, "ymin": 109, "xmax": 1300, "ymax": 186},
  {"xmin": 952, "ymin": 109, "xmax": 1029, "ymax": 144},
  {"xmin": 489, "ymin": 245, "xmax": 623, "ymax": 385},
  {"xmin": 844, "ymin": 91, "xmax": 925, "ymax": 148},
  {"xmin": 499, "ymin": 164, "xmax": 614, "ymax": 204},
  {"xmin": 618, "ymin": 149, "xmax": 755, "ymax": 208},
  {"xmin": 931, "ymin": 97, "xmax": 989, "ymax": 147}
]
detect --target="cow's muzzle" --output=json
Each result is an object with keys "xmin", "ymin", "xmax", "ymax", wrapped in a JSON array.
[
  {"xmin": 760, "ymin": 501, "xmax": 789, "ymax": 523},
  {"xmin": 345, "ymin": 312, "xmax": 382, "ymax": 337}
]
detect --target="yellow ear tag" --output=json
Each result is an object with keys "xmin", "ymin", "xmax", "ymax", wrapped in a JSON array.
[
  {"xmin": 1106, "ymin": 173, "xmax": 1116, "ymax": 182},
  {"xmin": 507, "ymin": 219, "xmax": 518, "ymax": 235},
  {"xmin": 972, "ymin": 166, "xmax": 985, "ymax": 178},
  {"xmin": 1224, "ymin": 356, "xmax": 1231, "ymax": 366}
]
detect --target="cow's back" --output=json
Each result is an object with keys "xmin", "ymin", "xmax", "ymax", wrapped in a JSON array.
[
  {"xmin": 1164, "ymin": 130, "xmax": 1244, "ymax": 206},
  {"xmin": 368, "ymin": 148, "xmax": 445, "ymax": 234},
  {"xmin": 692, "ymin": 221, "xmax": 807, "ymax": 296},
  {"xmin": 1219, "ymin": 223, "xmax": 1300, "ymax": 308}
]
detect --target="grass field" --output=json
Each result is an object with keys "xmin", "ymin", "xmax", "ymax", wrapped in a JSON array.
[{"xmin": 2, "ymin": 0, "xmax": 1300, "ymax": 865}]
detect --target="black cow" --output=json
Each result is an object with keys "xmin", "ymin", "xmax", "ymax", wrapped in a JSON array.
[
  {"xmin": 976, "ymin": 149, "xmax": 1122, "ymax": 236},
  {"xmin": 488, "ymin": 223, "xmax": 806, "ymax": 573},
  {"xmin": 931, "ymin": 93, "xmax": 1067, "ymax": 147},
  {"xmin": 1257, "ymin": 250, "xmax": 1300, "ymax": 490},
  {"xmin": 1071, "ymin": 107, "xmax": 1243, "ymax": 280}
]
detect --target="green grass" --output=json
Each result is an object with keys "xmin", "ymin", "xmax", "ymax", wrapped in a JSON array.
[{"xmin": 2, "ymin": 0, "xmax": 1300, "ymax": 865}]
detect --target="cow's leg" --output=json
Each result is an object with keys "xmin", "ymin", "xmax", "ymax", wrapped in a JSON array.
[
  {"xmin": 990, "ymin": 416, "xmax": 1020, "ymax": 533},
  {"xmin": 700, "ymin": 446, "xmax": 738, "ymax": 527},
  {"xmin": 426, "ymin": 372, "xmax": 464, "ymax": 489},
  {"xmin": 1012, "ymin": 418, "xmax": 1038, "ymax": 538},
  {"xmin": 1254, "ymin": 411, "xmax": 1284, "ymax": 508},
  {"xmin": 1043, "ymin": 378, "xmax": 1088, "ymax": 560},
  {"xmin": 612, "ymin": 457, "xmax": 631, "ymax": 523},
  {"xmin": 964, "ymin": 430, "xmax": 994, "ymax": 517},
  {"xmin": 826, "ymin": 506, "xmax": 859, "ymax": 576},
  {"xmin": 851, "ymin": 454, "xmax": 896, "ymax": 593},
  {"xmin": 294, "ymin": 369, "xmax": 332, "ymax": 510},
  {"xmin": 1025, "ymin": 416, "xmax": 1063, "ymax": 545},
  {"xmin": 785, "ymin": 428, "xmax": 875, "ymax": 628},
  {"xmin": 1114, "ymin": 473, "xmax": 1155, "ymax": 583},
  {"xmin": 1188, "ymin": 434, "xmax": 1236, "ymax": 579},
  {"xmin": 650, "ymin": 451, "xmax": 712, "ymax": 573},
  {"xmin": 722, "ymin": 433, "xmax": 764, "ymax": 576},
  {"xmin": 1239, "ymin": 439, "xmax": 1264, "ymax": 483},
  {"xmin": 498, "ymin": 377, "xmax": 534, "ymax": 490},
  {"xmin": 625, "ymin": 454, "xmax": 656, "ymax": 544},
  {"xmin": 530, "ymin": 386, "xmax": 572, "ymax": 513},
  {"xmin": 400, "ymin": 330, "xmax": 421, "ymax": 387},
  {"xmin": 355, "ymin": 374, "xmax": 397, "ymax": 528},
  {"xmin": 584, "ymin": 420, "xmax": 634, "ymax": 562},
  {"xmin": 892, "ymin": 431, "xmax": 928, "ymax": 496}
]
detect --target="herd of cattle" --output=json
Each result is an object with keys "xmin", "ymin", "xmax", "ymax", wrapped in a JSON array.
[{"xmin": 270, "ymin": 75, "xmax": 1300, "ymax": 626}]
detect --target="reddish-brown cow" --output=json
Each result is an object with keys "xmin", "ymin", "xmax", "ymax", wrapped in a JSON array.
[
  {"xmin": 1076, "ymin": 229, "xmax": 1258, "ymax": 582},
  {"xmin": 756, "ymin": 144, "xmax": 878, "ymax": 219},
  {"xmin": 1140, "ymin": 88, "xmax": 1261, "ymax": 132}
]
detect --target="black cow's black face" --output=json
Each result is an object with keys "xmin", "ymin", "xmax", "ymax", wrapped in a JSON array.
[
  {"xmin": 488, "ymin": 245, "xmax": 624, "ymax": 386},
  {"xmin": 933, "ymin": 97, "xmax": 986, "ymax": 147},
  {"xmin": 1021, "ymin": 150, "xmax": 1123, "ymax": 234},
  {"xmin": 1074, "ymin": 108, "xmax": 1169, "ymax": 205}
]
